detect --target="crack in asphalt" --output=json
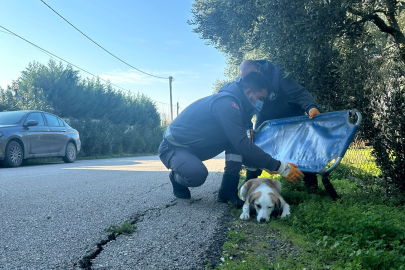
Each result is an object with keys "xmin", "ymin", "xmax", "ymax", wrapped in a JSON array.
[
  {"xmin": 75, "ymin": 171, "xmax": 229, "ymax": 270},
  {"xmin": 76, "ymin": 200, "xmax": 178, "ymax": 270},
  {"xmin": 198, "ymin": 204, "xmax": 232, "ymax": 269}
]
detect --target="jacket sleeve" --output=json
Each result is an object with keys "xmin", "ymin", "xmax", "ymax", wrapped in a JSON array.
[
  {"xmin": 259, "ymin": 60, "xmax": 318, "ymax": 114},
  {"xmin": 279, "ymin": 75, "xmax": 318, "ymax": 113},
  {"xmin": 210, "ymin": 97, "xmax": 280, "ymax": 171}
]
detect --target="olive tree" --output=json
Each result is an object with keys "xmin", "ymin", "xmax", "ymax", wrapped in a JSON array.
[{"xmin": 189, "ymin": 0, "xmax": 405, "ymax": 194}]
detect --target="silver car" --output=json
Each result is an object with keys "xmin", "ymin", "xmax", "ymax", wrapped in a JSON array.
[{"xmin": 0, "ymin": 110, "xmax": 81, "ymax": 167}]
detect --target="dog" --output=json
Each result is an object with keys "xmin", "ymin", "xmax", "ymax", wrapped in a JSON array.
[{"xmin": 239, "ymin": 178, "xmax": 290, "ymax": 222}]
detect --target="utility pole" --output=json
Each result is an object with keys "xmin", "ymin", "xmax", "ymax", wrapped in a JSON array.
[
  {"xmin": 169, "ymin": 76, "xmax": 173, "ymax": 121},
  {"xmin": 177, "ymin": 102, "xmax": 179, "ymax": 116},
  {"xmin": 12, "ymin": 83, "xmax": 21, "ymax": 100},
  {"xmin": 12, "ymin": 83, "xmax": 22, "ymax": 110}
]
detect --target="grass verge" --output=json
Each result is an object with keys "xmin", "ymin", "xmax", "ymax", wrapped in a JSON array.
[{"xmin": 214, "ymin": 170, "xmax": 405, "ymax": 270}]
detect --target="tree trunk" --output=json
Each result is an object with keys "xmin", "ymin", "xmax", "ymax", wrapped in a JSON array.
[{"xmin": 348, "ymin": 2, "xmax": 405, "ymax": 63}]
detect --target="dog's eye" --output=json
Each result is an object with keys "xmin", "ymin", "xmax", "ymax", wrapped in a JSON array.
[{"xmin": 256, "ymin": 204, "xmax": 261, "ymax": 209}]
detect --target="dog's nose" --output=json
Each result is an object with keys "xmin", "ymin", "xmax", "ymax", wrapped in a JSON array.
[{"xmin": 260, "ymin": 218, "xmax": 266, "ymax": 223}]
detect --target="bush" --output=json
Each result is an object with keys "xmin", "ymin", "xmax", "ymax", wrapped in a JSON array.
[
  {"xmin": 66, "ymin": 117, "xmax": 164, "ymax": 157},
  {"xmin": 276, "ymin": 183, "xmax": 405, "ymax": 269}
]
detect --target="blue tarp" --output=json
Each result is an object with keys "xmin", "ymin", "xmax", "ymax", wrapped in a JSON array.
[{"xmin": 254, "ymin": 110, "xmax": 359, "ymax": 173}]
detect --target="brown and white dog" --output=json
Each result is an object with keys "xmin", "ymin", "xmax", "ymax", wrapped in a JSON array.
[{"xmin": 239, "ymin": 178, "xmax": 290, "ymax": 222}]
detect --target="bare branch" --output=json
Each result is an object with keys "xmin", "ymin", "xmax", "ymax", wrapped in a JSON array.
[
  {"xmin": 348, "ymin": 7, "xmax": 395, "ymax": 33},
  {"xmin": 384, "ymin": 0, "xmax": 400, "ymax": 30},
  {"xmin": 347, "ymin": 6, "xmax": 405, "ymax": 63}
]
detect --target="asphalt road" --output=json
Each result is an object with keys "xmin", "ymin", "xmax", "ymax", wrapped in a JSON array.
[{"xmin": 0, "ymin": 154, "xmax": 232, "ymax": 270}]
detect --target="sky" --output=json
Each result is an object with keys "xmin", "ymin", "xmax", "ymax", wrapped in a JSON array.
[{"xmin": 0, "ymin": 0, "xmax": 228, "ymax": 119}]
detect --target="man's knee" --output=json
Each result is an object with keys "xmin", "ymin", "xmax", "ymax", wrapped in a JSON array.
[
  {"xmin": 158, "ymin": 140, "xmax": 174, "ymax": 170},
  {"xmin": 176, "ymin": 165, "xmax": 208, "ymax": 187}
]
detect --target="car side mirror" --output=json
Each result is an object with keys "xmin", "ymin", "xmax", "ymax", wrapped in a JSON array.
[{"xmin": 24, "ymin": 120, "xmax": 38, "ymax": 127}]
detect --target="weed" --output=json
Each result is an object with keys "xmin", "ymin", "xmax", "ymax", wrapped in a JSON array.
[{"xmin": 106, "ymin": 221, "xmax": 137, "ymax": 236}]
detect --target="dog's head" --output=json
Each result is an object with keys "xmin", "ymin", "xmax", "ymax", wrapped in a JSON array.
[{"xmin": 248, "ymin": 191, "xmax": 281, "ymax": 222}]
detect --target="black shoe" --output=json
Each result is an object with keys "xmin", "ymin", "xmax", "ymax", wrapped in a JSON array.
[
  {"xmin": 217, "ymin": 174, "xmax": 245, "ymax": 209},
  {"xmin": 169, "ymin": 171, "xmax": 191, "ymax": 199},
  {"xmin": 218, "ymin": 196, "xmax": 245, "ymax": 209}
]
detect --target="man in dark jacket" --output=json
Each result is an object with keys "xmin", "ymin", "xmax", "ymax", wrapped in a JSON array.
[
  {"xmin": 158, "ymin": 72, "xmax": 304, "ymax": 207},
  {"xmin": 239, "ymin": 60, "xmax": 320, "ymax": 188}
]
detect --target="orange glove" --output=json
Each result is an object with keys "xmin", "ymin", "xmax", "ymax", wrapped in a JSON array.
[
  {"xmin": 285, "ymin": 163, "xmax": 305, "ymax": 183},
  {"xmin": 275, "ymin": 162, "xmax": 305, "ymax": 183},
  {"xmin": 309, "ymin": 108, "xmax": 320, "ymax": 119}
]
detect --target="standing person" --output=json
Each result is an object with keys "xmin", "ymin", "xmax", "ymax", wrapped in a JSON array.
[
  {"xmin": 158, "ymin": 72, "xmax": 304, "ymax": 207},
  {"xmin": 239, "ymin": 60, "xmax": 320, "ymax": 188}
]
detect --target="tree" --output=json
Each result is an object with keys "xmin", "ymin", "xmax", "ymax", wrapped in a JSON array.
[
  {"xmin": 346, "ymin": 0, "xmax": 405, "ymax": 63},
  {"xmin": 0, "ymin": 86, "xmax": 19, "ymax": 111},
  {"xmin": 189, "ymin": 0, "xmax": 405, "ymax": 194},
  {"xmin": 12, "ymin": 60, "xmax": 161, "ymax": 128}
]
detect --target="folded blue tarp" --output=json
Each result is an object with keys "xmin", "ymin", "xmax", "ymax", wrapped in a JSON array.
[{"xmin": 254, "ymin": 110, "xmax": 361, "ymax": 174}]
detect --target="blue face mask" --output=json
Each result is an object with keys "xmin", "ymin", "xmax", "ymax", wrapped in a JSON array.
[
  {"xmin": 245, "ymin": 91, "xmax": 264, "ymax": 114},
  {"xmin": 254, "ymin": 100, "xmax": 263, "ymax": 113}
]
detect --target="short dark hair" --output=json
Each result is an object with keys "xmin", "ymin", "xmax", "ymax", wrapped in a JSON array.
[
  {"xmin": 240, "ymin": 60, "xmax": 260, "ymax": 77},
  {"xmin": 240, "ymin": 71, "xmax": 271, "ymax": 93}
]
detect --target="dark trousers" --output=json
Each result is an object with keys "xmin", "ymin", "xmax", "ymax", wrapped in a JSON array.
[{"xmin": 158, "ymin": 140, "xmax": 242, "ymax": 187}]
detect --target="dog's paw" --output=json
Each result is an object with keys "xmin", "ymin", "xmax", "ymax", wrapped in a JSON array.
[
  {"xmin": 240, "ymin": 212, "xmax": 250, "ymax": 220},
  {"xmin": 281, "ymin": 204, "xmax": 291, "ymax": 218}
]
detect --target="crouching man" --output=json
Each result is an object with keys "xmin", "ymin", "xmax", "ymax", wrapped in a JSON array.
[{"xmin": 158, "ymin": 72, "xmax": 304, "ymax": 207}]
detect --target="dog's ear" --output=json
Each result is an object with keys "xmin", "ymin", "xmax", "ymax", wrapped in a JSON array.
[
  {"xmin": 248, "ymin": 191, "xmax": 262, "ymax": 205},
  {"xmin": 240, "ymin": 179, "xmax": 253, "ymax": 200},
  {"xmin": 242, "ymin": 179, "xmax": 254, "ymax": 192},
  {"xmin": 263, "ymin": 179, "xmax": 281, "ymax": 195},
  {"xmin": 269, "ymin": 193, "xmax": 281, "ymax": 216}
]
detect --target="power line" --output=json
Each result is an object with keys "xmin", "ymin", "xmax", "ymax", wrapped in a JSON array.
[
  {"xmin": 0, "ymin": 29, "xmax": 12, "ymax": 35},
  {"xmin": 0, "ymin": 25, "xmax": 130, "ymax": 93},
  {"xmin": 0, "ymin": 25, "xmax": 172, "ymax": 107},
  {"xmin": 39, "ymin": 0, "xmax": 169, "ymax": 80}
]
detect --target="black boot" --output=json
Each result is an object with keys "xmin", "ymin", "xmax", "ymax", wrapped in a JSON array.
[
  {"xmin": 217, "ymin": 174, "xmax": 244, "ymax": 208},
  {"xmin": 303, "ymin": 172, "xmax": 319, "ymax": 193},
  {"xmin": 303, "ymin": 173, "xmax": 319, "ymax": 188},
  {"xmin": 169, "ymin": 171, "xmax": 191, "ymax": 199},
  {"xmin": 246, "ymin": 169, "xmax": 262, "ymax": 180}
]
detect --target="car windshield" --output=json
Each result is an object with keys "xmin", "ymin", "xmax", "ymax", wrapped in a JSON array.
[{"xmin": 0, "ymin": 111, "xmax": 26, "ymax": 125}]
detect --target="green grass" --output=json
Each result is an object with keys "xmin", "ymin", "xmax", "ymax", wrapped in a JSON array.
[
  {"xmin": 106, "ymin": 221, "xmax": 137, "ymax": 236},
  {"xmin": 215, "ymin": 155, "xmax": 405, "ymax": 270},
  {"xmin": 340, "ymin": 148, "xmax": 381, "ymax": 178}
]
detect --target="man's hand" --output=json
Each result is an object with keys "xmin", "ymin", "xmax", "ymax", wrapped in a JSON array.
[
  {"xmin": 275, "ymin": 162, "xmax": 305, "ymax": 183},
  {"xmin": 285, "ymin": 163, "xmax": 305, "ymax": 183},
  {"xmin": 309, "ymin": 108, "xmax": 320, "ymax": 119}
]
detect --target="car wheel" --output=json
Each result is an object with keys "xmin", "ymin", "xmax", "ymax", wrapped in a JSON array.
[
  {"xmin": 4, "ymin": 141, "xmax": 24, "ymax": 167},
  {"xmin": 62, "ymin": 142, "xmax": 77, "ymax": 163}
]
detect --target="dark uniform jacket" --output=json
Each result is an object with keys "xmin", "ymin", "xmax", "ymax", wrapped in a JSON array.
[
  {"xmin": 237, "ymin": 60, "xmax": 318, "ymax": 128},
  {"xmin": 165, "ymin": 81, "xmax": 280, "ymax": 171}
]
